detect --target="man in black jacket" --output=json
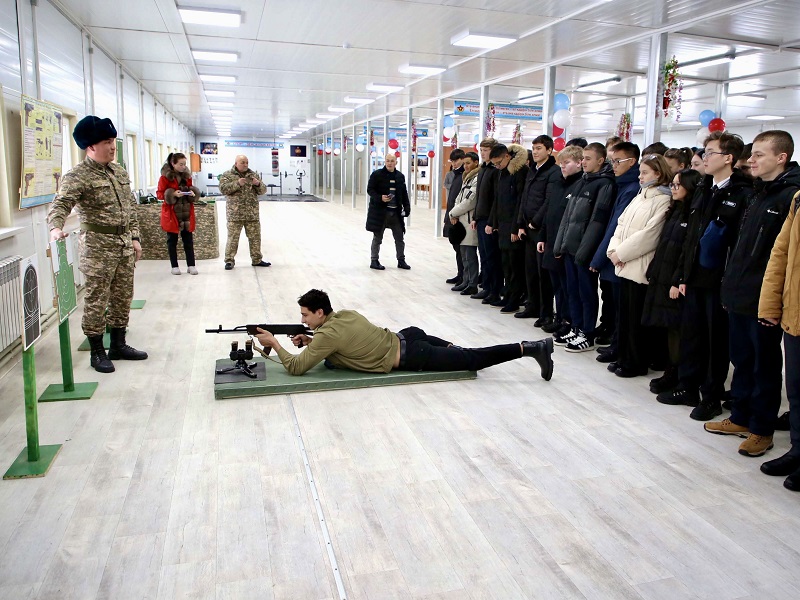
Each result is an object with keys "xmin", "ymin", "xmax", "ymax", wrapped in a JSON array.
[
  {"xmin": 365, "ymin": 154, "xmax": 411, "ymax": 270},
  {"xmin": 659, "ymin": 131, "xmax": 752, "ymax": 419},
  {"xmin": 489, "ymin": 143, "xmax": 530, "ymax": 313},
  {"xmin": 470, "ymin": 138, "xmax": 501, "ymax": 303},
  {"xmin": 445, "ymin": 149, "xmax": 466, "ymax": 286},
  {"xmin": 706, "ymin": 131, "xmax": 800, "ymax": 455},
  {"xmin": 515, "ymin": 135, "xmax": 562, "ymax": 324}
]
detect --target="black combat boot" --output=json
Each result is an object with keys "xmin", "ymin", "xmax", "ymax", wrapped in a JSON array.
[
  {"xmin": 88, "ymin": 335, "xmax": 115, "ymax": 373},
  {"xmin": 108, "ymin": 328, "xmax": 148, "ymax": 361},
  {"xmin": 521, "ymin": 337, "xmax": 554, "ymax": 381}
]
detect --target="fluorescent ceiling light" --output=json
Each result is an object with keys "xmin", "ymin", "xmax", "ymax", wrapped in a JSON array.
[
  {"xmin": 192, "ymin": 50, "xmax": 238, "ymax": 62},
  {"xmin": 418, "ymin": 117, "xmax": 434, "ymax": 123},
  {"xmin": 205, "ymin": 90, "xmax": 235, "ymax": 97},
  {"xmin": 178, "ymin": 7, "xmax": 242, "ymax": 27},
  {"xmin": 679, "ymin": 120, "xmax": 702, "ymax": 126},
  {"xmin": 581, "ymin": 112, "xmax": 613, "ymax": 118},
  {"xmin": 306, "ymin": 119, "xmax": 326, "ymax": 124},
  {"xmin": 208, "ymin": 101, "xmax": 234, "ymax": 107},
  {"xmin": 210, "ymin": 109, "xmax": 232, "ymax": 114},
  {"xmin": 518, "ymin": 90, "xmax": 539, "ymax": 98},
  {"xmin": 399, "ymin": 64, "xmax": 446, "ymax": 76},
  {"xmin": 451, "ymin": 31, "xmax": 516, "ymax": 50},
  {"xmin": 576, "ymin": 77, "xmax": 622, "ymax": 90},
  {"xmin": 733, "ymin": 94, "xmax": 766, "ymax": 100},
  {"xmin": 316, "ymin": 113, "xmax": 339, "ymax": 119},
  {"xmin": 366, "ymin": 83, "xmax": 404, "ymax": 93},
  {"xmin": 632, "ymin": 125, "xmax": 644, "ymax": 131},
  {"xmin": 682, "ymin": 53, "xmax": 735, "ymax": 68},
  {"xmin": 327, "ymin": 106, "xmax": 352, "ymax": 113},
  {"xmin": 747, "ymin": 115, "xmax": 785, "ymax": 121},
  {"xmin": 199, "ymin": 74, "xmax": 236, "ymax": 84},
  {"xmin": 344, "ymin": 96, "xmax": 375, "ymax": 104}
]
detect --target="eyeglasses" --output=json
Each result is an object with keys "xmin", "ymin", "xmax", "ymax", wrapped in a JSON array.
[
  {"xmin": 669, "ymin": 182, "xmax": 682, "ymax": 190},
  {"xmin": 704, "ymin": 150, "xmax": 728, "ymax": 158},
  {"xmin": 610, "ymin": 157, "xmax": 634, "ymax": 166}
]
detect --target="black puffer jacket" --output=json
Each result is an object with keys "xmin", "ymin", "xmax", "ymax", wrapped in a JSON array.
[
  {"xmin": 365, "ymin": 167, "xmax": 411, "ymax": 233},
  {"xmin": 721, "ymin": 162, "xmax": 800, "ymax": 316},
  {"xmin": 444, "ymin": 165, "xmax": 464, "ymax": 236},
  {"xmin": 473, "ymin": 162, "xmax": 497, "ymax": 222},
  {"xmin": 516, "ymin": 155, "xmax": 561, "ymax": 236},
  {"xmin": 489, "ymin": 144, "xmax": 529, "ymax": 250},
  {"xmin": 553, "ymin": 162, "xmax": 617, "ymax": 264},
  {"xmin": 540, "ymin": 171, "xmax": 582, "ymax": 271},
  {"xmin": 679, "ymin": 170, "xmax": 752, "ymax": 288},
  {"xmin": 641, "ymin": 201, "xmax": 690, "ymax": 329}
]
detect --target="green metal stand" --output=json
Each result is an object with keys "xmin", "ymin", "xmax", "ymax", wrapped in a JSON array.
[
  {"xmin": 39, "ymin": 318, "xmax": 98, "ymax": 402},
  {"xmin": 4, "ymin": 347, "xmax": 62, "ymax": 479},
  {"xmin": 130, "ymin": 299, "xmax": 146, "ymax": 309}
]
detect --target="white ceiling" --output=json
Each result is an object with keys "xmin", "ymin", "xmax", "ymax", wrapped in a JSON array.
[{"xmin": 53, "ymin": 0, "xmax": 800, "ymax": 139}]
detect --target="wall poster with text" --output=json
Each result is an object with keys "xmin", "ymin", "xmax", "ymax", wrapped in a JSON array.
[{"xmin": 20, "ymin": 95, "xmax": 64, "ymax": 209}]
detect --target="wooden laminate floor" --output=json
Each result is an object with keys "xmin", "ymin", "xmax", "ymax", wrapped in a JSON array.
[{"xmin": 0, "ymin": 194, "xmax": 798, "ymax": 600}]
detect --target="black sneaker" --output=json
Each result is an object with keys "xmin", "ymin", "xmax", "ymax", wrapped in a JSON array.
[
  {"xmin": 690, "ymin": 398, "xmax": 723, "ymax": 421},
  {"xmin": 596, "ymin": 351, "xmax": 617, "ymax": 364},
  {"xmin": 482, "ymin": 294, "xmax": 500, "ymax": 305},
  {"xmin": 224, "ymin": 262, "xmax": 234, "ymax": 270},
  {"xmin": 594, "ymin": 335, "xmax": 613, "ymax": 347},
  {"xmin": 553, "ymin": 322, "xmax": 572, "ymax": 338},
  {"xmin": 657, "ymin": 388, "xmax": 700, "ymax": 406},
  {"xmin": 761, "ymin": 451, "xmax": 800, "ymax": 476},
  {"xmin": 471, "ymin": 289, "xmax": 489, "ymax": 300},
  {"xmin": 445, "ymin": 275, "xmax": 462, "ymax": 284},
  {"xmin": 489, "ymin": 297, "xmax": 506, "ymax": 308},
  {"xmin": 554, "ymin": 328, "xmax": 578, "ymax": 347},
  {"xmin": 541, "ymin": 318, "xmax": 562, "ymax": 334}
]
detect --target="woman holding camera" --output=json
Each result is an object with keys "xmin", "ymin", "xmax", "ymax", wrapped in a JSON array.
[{"xmin": 157, "ymin": 152, "xmax": 200, "ymax": 275}]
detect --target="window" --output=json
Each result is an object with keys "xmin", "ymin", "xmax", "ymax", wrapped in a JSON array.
[
  {"xmin": 126, "ymin": 134, "xmax": 138, "ymax": 189},
  {"xmin": 144, "ymin": 139, "xmax": 153, "ymax": 187}
]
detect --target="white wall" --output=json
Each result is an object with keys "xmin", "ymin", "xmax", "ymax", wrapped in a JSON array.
[{"xmin": 0, "ymin": 0, "xmax": 196, "ymax": 325}]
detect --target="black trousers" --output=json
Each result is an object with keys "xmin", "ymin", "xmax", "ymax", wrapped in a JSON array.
[
  {"xmin": 678, "ymin": 286, "xmax": 729, "ymax": 401},
  {"xmin": 547, "ymin": 262, "xmax": 570, "ymax": 322},
  {"xmin": 451, "ymin": 240, "xmax": 464, "ymax": 278},
  {"xmin": 397, "ymin": 326, "xmax": 521, "ymax": 372},
  {"xmin": 500, "ymin": 242, "xmax": 525, "ymax": 306},
  {"xmin": 728, "ymin": 312, "xmax": 784, "ymax": 436},
  {"xmin": 618, "ymin": 279, "xmax": 650, "ymax": 373},
  {"xmin": 783, "ymin": 333, "xmax": 800, "ymax": 455},
  {"xmin": 476, "ymin": 219, "xmax": 503, "ymax": 297},
  {"xmin": 599, "ymin": 278, "xmax": 616, "ymax": 332},
  {"xmin": 167, "ymin": 230, "xmax": 196, "ymax": 268},
  {"xmin": 521, "ymin": 236, "xmax": 554, "ymax": 317}
]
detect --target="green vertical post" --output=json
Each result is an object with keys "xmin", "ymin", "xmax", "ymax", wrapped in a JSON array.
[
  {"xmin": 59, "ymin": 320, "xmax": 74, "ymax": 393},
  {"xmin": 23, "ymin": 347, "xmax": 40, "ymax": 462}
]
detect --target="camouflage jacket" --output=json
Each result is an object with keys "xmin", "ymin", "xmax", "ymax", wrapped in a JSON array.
[
  {"xmin": 48, "ymin": 157, "xmax": 140, "ymax": 243},
  {"xmin": 219, "ymin": 166, "xmax": 267, "ymax": 222}
]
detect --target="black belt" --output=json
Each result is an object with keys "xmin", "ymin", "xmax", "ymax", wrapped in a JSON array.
[
  {"xmin": 81, "ymin": 223, "xmax": 129, "ymax": 235},
  {"xmin": 396, "ymin": 332, "xmax": 407, "ymax": 368}
]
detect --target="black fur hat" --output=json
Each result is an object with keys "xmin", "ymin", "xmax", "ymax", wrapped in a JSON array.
[{"xmin": 72, "ymin": 115, "xmax": 117, "ymax": 150}]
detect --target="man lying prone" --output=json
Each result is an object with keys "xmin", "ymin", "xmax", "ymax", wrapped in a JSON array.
[{"xmin": 254, "ymin": 289, "xmax": 554, "ymax": 380}]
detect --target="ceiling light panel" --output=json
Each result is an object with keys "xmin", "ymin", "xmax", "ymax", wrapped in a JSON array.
[
  {"xmin": 199, "ymin": 74, "xmax": 236, "ymax": 83},
  {"xmin": 344, "ymin": 96, "xmax": 375, "ymax": 104},
  {"xmin": 327, "ymin": 106, "xmax": 352, "ymax": 113},
  {"xmin": 208, "ymin": 101, "xmax": 234, "ymax": 107},
  {"xmin": 451, "ymin": 31, "xmax": 516, "ymax": 50},
  {"xmin": 192, "ymin": 50, "xmax": 238, "ymax": 62},
  {"xmin": 316, "ymin": 113, "xmax": 339, "ymax": 119},
  {"xmin": 366, "ymin": 83, "xmax": 404, "ymax": 93},
  {"xmin": 747, "ymin": 115, "xmax": 785, "ymax": 121},
  {"xmin": 205, "ymin": 90, "xmax": 235, "ymax": 97},
  {"xmin": 399, "ymin": 64, "xmax": 446, "ymax": 76},
  {"xmin": 178, "ymin": 7, "xmax": 242, "ymax": 27}
]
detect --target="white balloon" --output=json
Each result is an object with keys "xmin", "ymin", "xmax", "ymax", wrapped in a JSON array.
[
  {"xmin": 553, "ymin": 109, "xmax": 572, "ymax": 129},
  {"xmin": 333, "ymin": 148, "xmax": 341, "ymax": 156},
  {"xmin": 370, "ymin": 150, "xmax": 377, "ymax": 157},
  {"xmin": 443, "ymin": 126, "xmax": 455, "ymax": 138},
  {"xmin": 696, "ymin": 126, "xmax": 711, "ymax": 146},
  {"xmin": 355, "ymin": 143, "xmax": 365, "ymax": 152}
]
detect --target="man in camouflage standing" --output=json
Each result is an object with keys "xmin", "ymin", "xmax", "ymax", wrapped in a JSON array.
[
  {"xmin": 219, "ymin": 154, "xmax": 271, "ymax": 270},
  {"xmin": 48, "ymin": 115, "xmax": 148, "ymax": 373}
]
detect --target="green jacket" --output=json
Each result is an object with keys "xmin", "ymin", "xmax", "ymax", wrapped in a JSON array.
[
  {"xmin": 218, "ymin": 165, "xmax": 267, "ymax": 222},
  {"xmin": 276, "ymin": 310, "xmax": 400, "ymax": 375}
]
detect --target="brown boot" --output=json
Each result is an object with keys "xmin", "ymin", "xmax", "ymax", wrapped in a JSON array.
[
  {"xmin": 704, "ymin": 418, "xmax": 749, "ymax": 438},
  {"xmin": 738, "ymin": 434, "xmax": 774, "ymax": 457}
]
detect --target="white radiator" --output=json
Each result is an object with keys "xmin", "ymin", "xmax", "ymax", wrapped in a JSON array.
[{"xmin": 0, "ymin": 255, "xmax": 23, "ymax": 352}]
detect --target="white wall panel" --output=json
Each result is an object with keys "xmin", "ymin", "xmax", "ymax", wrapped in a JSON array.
[
  {"xmin": 37, "ymin": 0, "xmax": 84, "ymax": 114},
  {"xmin": 123, "ymin": 71, "xmax": 139, "ymax": 131},
  {"xmin": 143, "ymin": 89, "xmax": 155, "ymax": 136},
  {"xmin": 0, "ymin": 0, "xmax": 21, "ymax": 95},
  {"xmin": 92, "ymin": 47, "xmax": 116, "ymax": 120}
]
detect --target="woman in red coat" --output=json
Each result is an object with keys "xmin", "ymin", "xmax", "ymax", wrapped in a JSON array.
[{"xmin": 157, "ymin": 153, "xmax": 201, "ymax": 274}]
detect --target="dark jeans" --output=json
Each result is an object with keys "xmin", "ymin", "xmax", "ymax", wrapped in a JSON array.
[
  {"xmin": 477, "ymin": 219, "xmax": 503, "ymax": 297},
  {"xmin": 371, "ymin": 211, "xmax": 405, "ymax": 261},
  {"xmin": 728, "ymin": 312, "xmax": 784, "ymax": 436},
  {"xmin": 678, "ymin": 286, "xmax": 729, "ymax": 401},
  {"xmin": 563, "ymin": 254, "xmax": 599, "ymax": 338},
  {"xmin": 397, "ymin": 326, "xmax": 521, "ymax": 372},
  {"xmin": 783, "ymin": 333, "xmax": 800, "ymax": 455},
  {"xmin": 546, "ymin": 262, "xmax": 570, "ymax": 322},
  {"xmin": 618, "ymin": 279, "xmax": 650, "ymax": 373},
  {"xmin": 451, "ymin": 241, "xmax": 464, "ymax": 278},
  {"xmin": 167, "ymin": 230, "xmax": 196, "ymax": 268},
  {"xmin": 522, "ymin": 236, "xmax": 553, "ymax": 317},
  {"xmin": 500, "ymin": 242, "xmax": 525, "ymax": 306}
]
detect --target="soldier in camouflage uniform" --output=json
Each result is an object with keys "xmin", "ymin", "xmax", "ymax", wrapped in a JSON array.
[
  {"xmin": 48, "ymin": 115, "xmax": 148, "ymax": 373},
  {"xmin": 219, "ymin": 154, "xmax": 271, "ymax": 269}
]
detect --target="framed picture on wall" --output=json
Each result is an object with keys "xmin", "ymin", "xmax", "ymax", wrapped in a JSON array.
[
  {"xmin": 200, "ymin": 142, "xmax": 218, "ymax": 155},
  {"xmin": 290, "ymin": 145, "xmax": 307, "ymax": 157},
  {"xmin": 416, "ymin": 155, "xmax": 429, "ymax": 167}
]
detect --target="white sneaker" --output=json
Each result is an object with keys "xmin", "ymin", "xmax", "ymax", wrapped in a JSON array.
[
  {"xmin": 566, "ymin": 335, "xmax": 595, "ymax": 353},
  {"xmin": 187, "ymin": 266, "xmax": 199, "ymax": 275},
  {"xmin": 171, "ymin": 267, "xmax": 181, "ymax": 275},
  {"xmin": 553, "ymin": 328, "xmax": 578, "ymax": 347}
]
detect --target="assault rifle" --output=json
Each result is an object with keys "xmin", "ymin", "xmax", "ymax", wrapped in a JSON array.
[{"xmin": 206, "ymin": 324, "xmax": 314, "ymax": 338}]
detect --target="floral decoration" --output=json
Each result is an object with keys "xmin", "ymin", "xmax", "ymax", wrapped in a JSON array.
[{"xmin": 662, "ymin": 55, "xmax": 683, "ymax": 122}]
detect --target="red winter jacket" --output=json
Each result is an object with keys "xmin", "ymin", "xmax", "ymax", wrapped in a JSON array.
[{"xmin": 157, "ymin": 166, "xmax": 199, "ymax": 233}]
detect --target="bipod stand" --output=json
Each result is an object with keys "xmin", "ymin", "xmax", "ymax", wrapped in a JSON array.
[
  {"xmin": 39, "ymin": 317, "xmax": 98, "ymax": 402},
  {"xmin": 4, "ymin": 347, "xmax": 62, "ymax": 479},
  {"xmin": 215, "ymin": 340, "xmax": 259, "ymax": 379}
]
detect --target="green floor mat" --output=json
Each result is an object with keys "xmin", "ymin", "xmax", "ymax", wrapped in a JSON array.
[{"xmin": 214, "ymin": 357, "xmax": 477, "ymax": 399}]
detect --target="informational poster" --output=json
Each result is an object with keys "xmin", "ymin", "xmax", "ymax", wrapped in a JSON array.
[
  {"xmin": 19, "ymin": 254, "xmax": 41, "ymax": 350},
  {"xmin": 453, "ymin": 99, "xmax": 543, "ymax": 121},
  {"xmin": 20, "ymin": 95, "xmax": 64, "ymax": 209},
  {"xmin": 224, "ymin": 140, "xmax": 283, "ymax": 149},
  {"xmin": 49, "ymin": 238, "xmax": 77, "ymax": 323}
]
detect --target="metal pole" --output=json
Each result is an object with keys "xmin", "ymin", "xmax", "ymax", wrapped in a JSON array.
[
  {"xmin": 383, "ymin": 114, "xmax": 389, "ymax": 160},
  {"xmin": 542, "ymin": 67, "xmax": 556, "ymax": 136},
  {"xmin": 365, "ymin": 119, "xmax": 372, "ymax": 214},
  {"xmin": 406, "ymin": 107, "xmax": 413, "ymax": 227},
  {"xmin": 322, "ymin": 129, "xmax": 327, "ymax": 201},
  {"xmin": 714, "ymin": 83, "xmax": 729, "ymax": 119},
  {"xmin": 434, "ymin": 98, "xmax": 444, "ymax": 238},
  {"xmin": 339, "ymin": 126, "xmax": 345, "ymax": 205},
  {"xmin": 58, "ymin": 320, "xmax": 74, "ymax": 392},
  {"xmin": 479, "ymin": 85, "xmax": 490, "ymax": 138},
  {"xmin": 644, "ymin": 33, "xmax": 668, "ymax": 147},
  {"xmin": 23, "ymin": 347, "xmax": 39, "ymax": 462},
  {"xmin": 351, "ymin": 123, "xmax": 357, "ymax": 208}
]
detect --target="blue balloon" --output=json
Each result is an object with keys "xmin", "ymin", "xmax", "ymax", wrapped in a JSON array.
[
  {"xmin": 443, "ymin": 115, "xmax": 454, "ymax": 128},
  {"xmin": 554, "ymin": 93, "xmax": 570, "ymax": 111},
  {"xmin": 474, "ymin": 133, "xmax": 480, "ymax": 143},
  {"xmin": 699, "ymin": 110, "xmax": 715, "ymax": 127},
  {"xmin": 388, "ymin": 131, "xmax": 397, "ymax": 140}
]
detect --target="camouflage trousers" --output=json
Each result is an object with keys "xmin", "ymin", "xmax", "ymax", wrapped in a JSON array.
[
  {"xmin": 225, "ymin": 220, "xmax": 263, "ymax": 265},
  {"xmin": 79, "ymin": 236, "xmax": 135, "ymax": 336}
]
